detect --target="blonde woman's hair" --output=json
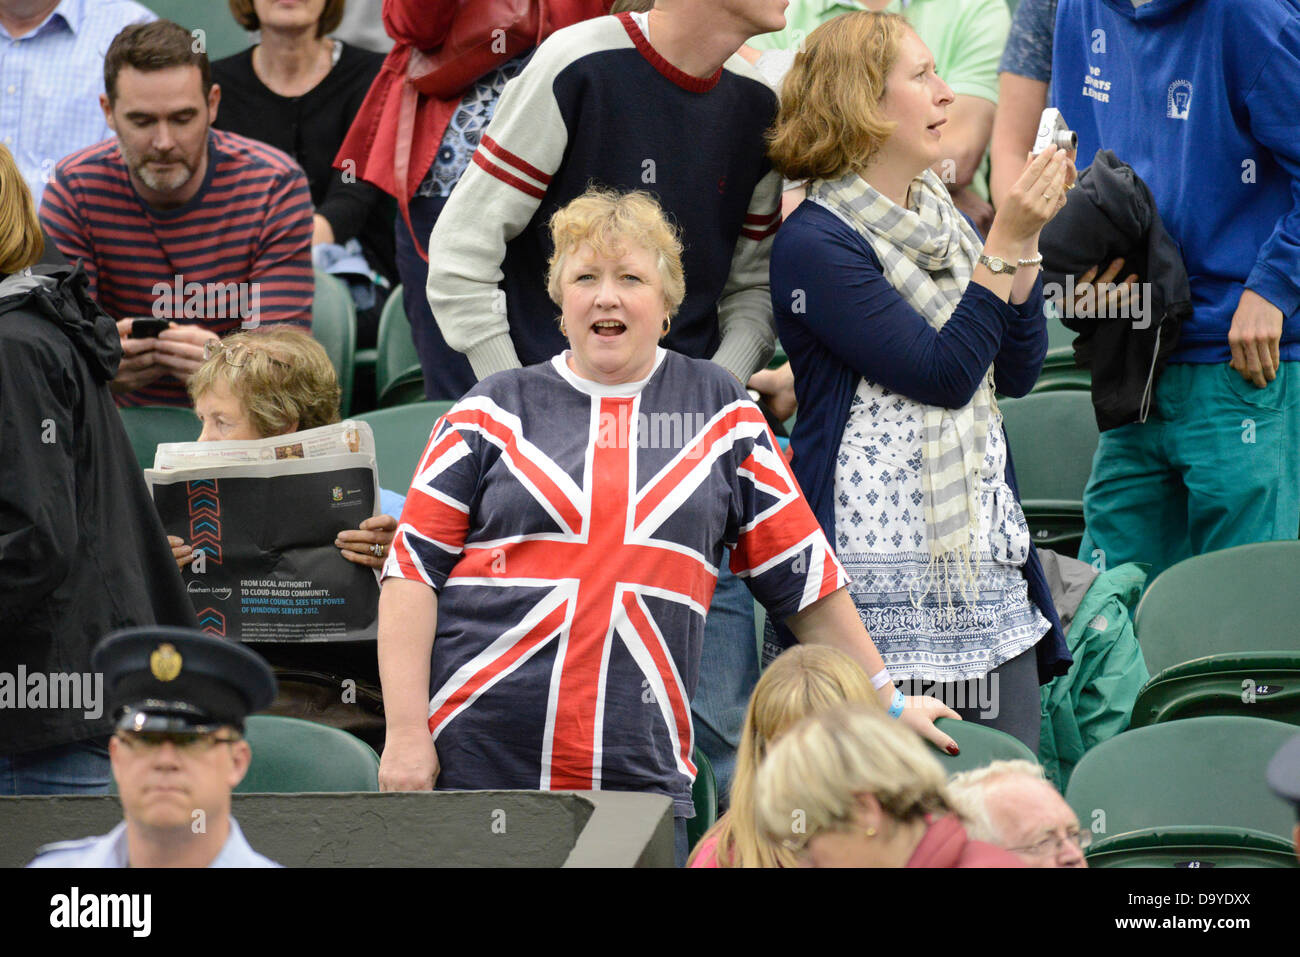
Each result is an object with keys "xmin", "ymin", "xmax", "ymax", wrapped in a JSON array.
[
  {"xmin": 687, "ymin": 645, "xmax": 880, "ymax": 868},
  {"xmin": 546, "ymin": 187, "xmax": 686, "ymax": 319},
  {"xmin": 0, "ymin": 143, "xmax": 44, "ymax": 274},
  {"xmin": 767, "ymin": 11, "xmax": 911, "ymax": 181},
  {"xmin": 188, "ymin": 327, "xmax": 341, "ymax": 438},
  {"xmin": 946, "ymin": 759, "xmax": 1048, "ymax": 845},
  {"xmin": 754, "ymin": 703, "xmax": 951, "ymax": 853}
]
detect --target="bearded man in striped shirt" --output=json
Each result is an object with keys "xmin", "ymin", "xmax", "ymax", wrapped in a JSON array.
[{"xmin": 40, "ymin": 19, "xmax": 314, "ymax": 408}]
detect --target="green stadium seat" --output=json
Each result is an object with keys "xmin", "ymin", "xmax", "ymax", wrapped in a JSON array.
[
  {"xmin": 1029, "ymin": 368, "xmax": 1091, "ymax": 394},
  {"xmin": 1065, "ymin": 715, "xmax": 1299, "ymax": 842},
  {"xmin": 376, "ymin": 285, "xmax": 427, "ymax": 407},
  {"xmin": 687, "ymin": 746, "xmax": 718, "ymax": 851},
  {"xmin": 1130, "ymin": 652, "xmax": 1300, "ymax": 729},
  {"xmin": 998, "ymin": 389, "xmax": 1099, "ymax": 558},
  {"xmin": 354, "ymin": 401, "xmax": 455, "ymax": 492},
  {"xmin": 140, "ymin": 2, "xmax": 253, "ymax": 61},
  {"xmin": 1085, "ymin": 826, "xmax": 1299, "ymax": 868},
  {"xmin": 932, "ymin": 717, "xmax": 1038, "ymax": 775},
  {"xmin": 312, "ymin": 270, "xmax": 357, "ymax": 417},
  {"xmin": 1133, "ymin": 540, "xmax": 1300, "ymax": 677},
  {"xmin": 235, "ymin": 715, "xmax": 379, "ymax": 793},
  {"xmin": 118, "ymin": 405, "xmax": 201, "ymax": 470}
]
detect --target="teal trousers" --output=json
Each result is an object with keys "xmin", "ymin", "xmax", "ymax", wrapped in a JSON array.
[{"xmin": 1078, "ymin": 362, "xmax": 1300, "ymax": 582}]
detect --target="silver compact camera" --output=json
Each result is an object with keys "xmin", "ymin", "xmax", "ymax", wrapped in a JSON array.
[{"xmin": 1032, "ymin": 108, "xmax": 1077, "ymax": 155}]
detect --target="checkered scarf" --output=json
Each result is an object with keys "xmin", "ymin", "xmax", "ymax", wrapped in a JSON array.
[{"xmin": 810, "ymin": 168, "xmax": 994, "ymax": 610}]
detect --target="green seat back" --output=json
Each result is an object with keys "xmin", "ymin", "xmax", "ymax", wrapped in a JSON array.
[
  {"xmin": 235, "ymin": 715, "xmax": 379, "ymax": 793},
  {"xmin": 118, "ymin": 405, "xmax": 201, "ymax": 470},
  {"xmin": 932, "ymin": 717, "xmax": 1038, "ymax": 775},
  {"xmin": 999, "ymin": 389, "xmax": 1099, "ymax": 504},
  {"xmin": 312, "ymin": 270, "xmax": 357, "ymax": 417},
  {"xmin": 998, "ymin": 389, "xmax": 1097, "ymax": 554},
  {"xmin": 140, "ymin": 2, "xmax": 253, "ymax": 60},
  {"xmin": 1134, "ymin": 540, "xmax": 1300, "ymax": 676},
  {"xmin": 376, "ymin": 285, "xmax": 426, "ymax": 407},
  {"xmin": 1131, "ymin": 652, "xmax": 1300, "ymax": 729},
  {"xmin": 687, "ymin": 746, "xmax": 718, "ymax": 851},
  {"xmin": 1028, "ymin": 368, "xmax": 1092, "ymax": 394},
  {"xmin": 1085, "ymin": 826, "xmax": 1299, "ymax": 868},
  {"xmin": 1065, "ymin": 715, "xmax": 1299, "ymax": 841},
  {"xmin": 354, "ymin": 401, "xmax": 456, "ymax": 493}
]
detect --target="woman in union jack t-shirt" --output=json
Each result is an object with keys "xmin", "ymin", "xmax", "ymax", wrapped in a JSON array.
[{"xmin": 376, "ymin": 189, "xmax": 958, "ymax": 865}]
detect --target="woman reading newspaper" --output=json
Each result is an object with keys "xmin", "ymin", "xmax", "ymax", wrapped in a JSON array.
[
  {"xmin": 376, "ymin": 189, "xmax": 959, "ymax": 867},
  {"xmin": 167, "ymin": 327, "xmax": 400, "ymax": 569}
]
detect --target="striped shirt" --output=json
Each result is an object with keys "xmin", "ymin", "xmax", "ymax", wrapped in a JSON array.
[
  {"xmin": 0, "ymin": 0, "xmax": 156, "ymax": 206},
  {"xmin": 40, "ymin": 129, "xmax": 314, "ymax": 407}
]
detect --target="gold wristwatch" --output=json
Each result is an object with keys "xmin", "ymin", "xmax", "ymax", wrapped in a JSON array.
[{"xmin": 978, "ymin": 254, "xmax": 1017, "ymax": 275}]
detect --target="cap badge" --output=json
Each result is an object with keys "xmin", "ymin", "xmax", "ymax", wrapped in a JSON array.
[{"xmin": 150, "ymin": 643, "xmax": 183, "ymax": 682}]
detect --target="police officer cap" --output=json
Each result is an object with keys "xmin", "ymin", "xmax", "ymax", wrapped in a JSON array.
[
  {"xmin": 1266, "ymin": 735, "xmax": 1300, "ymax": 809},
  {"xmin": 92, "ymin": 627, "xmax": 276, "ymax": 734}
]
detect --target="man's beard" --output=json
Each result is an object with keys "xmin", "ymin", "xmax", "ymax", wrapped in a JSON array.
[{"xmin": 129, "ymin": 150, "xmax": 196, "ymax": 194}]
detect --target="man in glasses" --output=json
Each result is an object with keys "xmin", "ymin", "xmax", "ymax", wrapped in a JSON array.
[
  {"xmin": 28, "ymin": 627, "xmax": 280, "ymax": 868},
  {"xmin": 947, "ymin": 760, "xmax": 1089, "ymax": 868}
]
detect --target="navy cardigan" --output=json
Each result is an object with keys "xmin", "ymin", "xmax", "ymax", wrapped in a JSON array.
[{"xmin": 771, "ymin": 200, "xmax": 1071, "ymax": 684}]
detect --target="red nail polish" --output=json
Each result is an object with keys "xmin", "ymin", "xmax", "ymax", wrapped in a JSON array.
[{"xmin": 946, "ymin": 743, "xmax": 960, "ymax": 756}]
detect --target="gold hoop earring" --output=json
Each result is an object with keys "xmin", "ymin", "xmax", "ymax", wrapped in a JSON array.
[
  {"xmin": 559, "ymin": 318, "xmax": 567, "ymax": 337},
  {"xmin": 661, "ymin": 316, "xmax": 671, "ymax": 336}
]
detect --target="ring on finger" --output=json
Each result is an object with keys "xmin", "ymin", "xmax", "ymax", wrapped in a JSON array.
[{"xmin": 369, "ymin": 543, "xmax": 386, "ymax": 558}]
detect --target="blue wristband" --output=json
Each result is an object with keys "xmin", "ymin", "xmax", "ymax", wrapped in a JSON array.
[{"xmin": 888, "ymin": 688, "xmax": 905, "ymax": 720}]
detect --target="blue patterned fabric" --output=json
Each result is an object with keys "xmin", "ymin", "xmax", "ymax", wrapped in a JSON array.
[
  {"xmin": 835, "ymin": 379, "xmax": 1050, "ymax": 683},
  {"xmin": 0, "ymin": 0, "xmax": 155, "ymax": 205},
  {"xmin": 417, "ymin": 54, "xmax": 529, "ymax": 199}
]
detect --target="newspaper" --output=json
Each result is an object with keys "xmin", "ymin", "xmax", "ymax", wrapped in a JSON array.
[{"xmin": 145, "ymin": 421, "xmax": 382, "ymax": 645}]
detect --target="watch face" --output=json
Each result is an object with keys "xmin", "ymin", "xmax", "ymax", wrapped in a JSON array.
[{"xmin": 988, "ymin": 257, "xmax": 1005, "ymax": 271}]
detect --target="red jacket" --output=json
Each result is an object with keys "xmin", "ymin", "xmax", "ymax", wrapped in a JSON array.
[
  {"xmin": 335, "ymin": 0, "xmax": 608, "ymax": 204},
  {"xmin": 906, "ymin": 815, "xmax": 1024, "ymax": 869}
]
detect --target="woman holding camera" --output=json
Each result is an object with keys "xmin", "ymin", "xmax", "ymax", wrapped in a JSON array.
[{"xmin": 767, "ymin": 11, "xmax": 1075, "ymax": 750}]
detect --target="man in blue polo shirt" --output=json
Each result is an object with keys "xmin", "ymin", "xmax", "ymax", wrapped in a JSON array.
[{"xmin": 1053, "ymin": 0, "xmax": 1300, "ymax": 578}]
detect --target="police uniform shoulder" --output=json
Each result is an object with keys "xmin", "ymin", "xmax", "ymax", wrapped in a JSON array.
[{"xmin": 27, "ymin": 836, "xmax": 102, "ymax": 867}]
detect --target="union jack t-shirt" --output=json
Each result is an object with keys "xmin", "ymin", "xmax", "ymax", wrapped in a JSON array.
[{"xmin": 382, "ymin": 349, "xmax": 847, "ymax": 814}]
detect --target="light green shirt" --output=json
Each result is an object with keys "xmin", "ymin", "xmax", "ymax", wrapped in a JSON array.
[{"xmin": 749, "ymin": 0, "xmax": 1011, "ymax": 199}]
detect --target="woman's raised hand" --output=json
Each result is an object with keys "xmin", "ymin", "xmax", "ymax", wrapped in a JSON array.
[{"xmin": 987, "ymin": 145, "xmax": 1075, "ymax": 249}]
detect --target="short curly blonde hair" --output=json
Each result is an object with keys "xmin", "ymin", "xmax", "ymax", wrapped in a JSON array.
[
  {"xmin": 767, "ymin": 11, "xmax": 911, "ymax": 181},
  {"xmin": 546, "ymin": 187, "xmax": 686, "ymax": 319},
  {"xmin": 188, "ymin": 327, "xmax": 341, "ymax": 438}
]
